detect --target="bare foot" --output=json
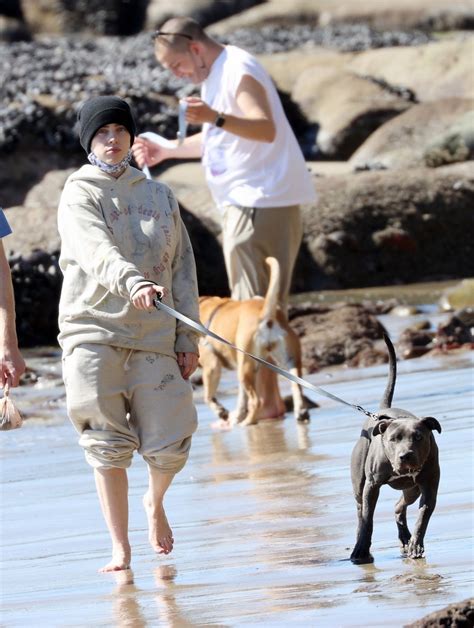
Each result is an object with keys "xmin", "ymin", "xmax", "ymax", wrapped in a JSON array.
[
  {"xmin": 256, "ymin": 369, "xmax": 286, "ymax": 419},
  {"xmin": 257, "ymin": 402, "xmax": 285, "ymax": 420},
  {"xmin": 143, "ymin": 493, "xmax": 174, "ymax": 555},
  {"xmin": 99, "ymin": 544, "xmax": 131, "ymax": 573}
]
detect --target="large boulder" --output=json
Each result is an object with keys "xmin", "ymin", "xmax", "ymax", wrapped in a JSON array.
[
  {"xmin": 424, "ymin": 110, "xmax": 474, "ymax": 167},
  {"xmin": 209, "ymin": 0, "xmax": 319, "ymax": 33},
  {"xmin": 300, "ymin": 162, "xmax": 474, "ymax": 289},
  {"xmin": 158, "ymin": 161, "xmax": 220, "ymax": 234},
  {"xmin": 258, "ymin": 48, "xmax": 349, "ymax": 95},
  {"xmin": 146, "ymin": 0, "xmax": 263, "ymax": 30},
  {"xmin": 19, "ymin": 0, "xmax": 149, "ymax": 35},
  {"xmin": 210, "ymin": 0, "xmax": 474, "ymax": 33},
  {"xmin": 350, "ymin": 99, "xmax": 474, "ymax": 170},
  {"xmin": 291, "ymin": 67, "xmax": 411, "ymax": 158},
  {"xmin": 406, "ymin": 598, "xmax": 474, "ymax": 627},
  {"xmin": 289, "ymin": 302, "xmax": 386, "ymax": 372},
  {"xmin": 348, "ymin": 39, "xmax": 474, "ymax": 102},
  {"xmin": 315, "ymin": 0, "xmax": 474, "ymax": 31},
  {"xmin": 3, "ymin": 169, "xmax": 73, "ymax": 256}
]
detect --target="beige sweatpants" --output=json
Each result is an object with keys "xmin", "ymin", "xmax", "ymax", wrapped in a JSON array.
[
  {"xmin": 62, "ymin": 344, "xmax": 197, "ymax": 472},
  {"xmin": 222, "ymin": 204, "xmax": 303, "ymax": 312}
]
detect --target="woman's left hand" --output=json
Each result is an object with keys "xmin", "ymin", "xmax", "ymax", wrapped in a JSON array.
[{"xmin": 177, "ymin": 352, "xmax": 199, "ymax": 380}]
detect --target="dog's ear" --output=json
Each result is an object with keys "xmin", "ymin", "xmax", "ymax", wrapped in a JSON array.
[
  {"xmin": 422, "ymin": 416, "xmax": 442, "ymax": 433},
  {"xmin": 373, "ymin": 417, "xmax": 392, "ymax": 436}
]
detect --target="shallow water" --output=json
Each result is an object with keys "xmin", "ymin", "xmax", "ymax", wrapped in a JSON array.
[{"xmin": 1, "ymin": 318, "xmax": 473, "ymax": 627}]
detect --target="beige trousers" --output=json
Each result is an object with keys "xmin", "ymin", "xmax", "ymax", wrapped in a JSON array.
[
  {"xmin": 62, "ymin": 344, "xmax": 197, "ymax": 472},
  {"xmin": 222, "ymin": 204, "xmax": 303, "ymax": 312}
]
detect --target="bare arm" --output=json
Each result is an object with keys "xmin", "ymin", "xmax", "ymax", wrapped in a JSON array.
[
  {"xmin": 0, "ymin": 240, "xmax": 25, "ymax": 387},
  {"xmin": 132, "ymin": 132, "xmax": 203, "ymax": 168},
  {"xmin": 185, "ymin": 74, "xmax": 276, "ymax": 143},
  {"xmin": 132, "ymin": 72, "xmax": 276, "ymax": 169}
]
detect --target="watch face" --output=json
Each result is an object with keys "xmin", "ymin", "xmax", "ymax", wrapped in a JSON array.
[{"xmin": 215, "ymin": 113, "xmax": 225, "ymax": 127}]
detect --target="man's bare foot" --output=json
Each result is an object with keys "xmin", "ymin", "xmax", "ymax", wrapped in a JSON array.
[
  {"xmin": 99, "ymin": 544, "xmax": 131, "ymax": 573},
  {"xmin": 257, "ymin": 402, "xmax": 286, "ymax": 420},
  {"xmin": 256, "ymin": 369, "xmax": 286, "ymax": 419},
  {"xmin": 143, "ymin": 493, "xmax": 174, "ymax": 555}
]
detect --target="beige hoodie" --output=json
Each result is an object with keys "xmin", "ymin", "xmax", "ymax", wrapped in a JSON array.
[{"xmin": 58, "ymin": 164, "xmax": 199, "ymax": 357}]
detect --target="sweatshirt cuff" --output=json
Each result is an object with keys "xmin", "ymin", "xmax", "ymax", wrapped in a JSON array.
[
  {"xmin": 174, "ymin": 332, "xmax": 199, "ymax": 355},
  {"xmin": 128, "ymin": 279, "xmax": 158, "ymax": 300}
]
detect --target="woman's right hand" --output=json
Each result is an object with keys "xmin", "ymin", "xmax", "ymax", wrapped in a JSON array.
[
  {"xmin": 132, "ymin": 138, "xmax": 170, "ymax": 168},
  {"xmin": 131, "ymin": 284, "xmax": 167, "ymax": 311}
]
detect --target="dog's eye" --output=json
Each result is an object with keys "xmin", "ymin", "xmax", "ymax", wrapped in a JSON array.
[{"xmin": 414, "ymin": 432, "xmax": 422, "ymax": 441}]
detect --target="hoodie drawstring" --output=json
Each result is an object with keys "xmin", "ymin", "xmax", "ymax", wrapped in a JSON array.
[{"xmin": 123, "ymin": 349, "xmax": 134, "ymax": 371}]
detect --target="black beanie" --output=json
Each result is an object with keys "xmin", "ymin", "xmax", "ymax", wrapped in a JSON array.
[{"xmin": 78, "ymin": 96, "xmax": 136, "ymax": 153}]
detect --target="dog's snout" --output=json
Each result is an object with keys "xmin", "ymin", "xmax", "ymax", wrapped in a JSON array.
[{"xmin": 399, "ymin": 450, "xmax": 415, "ymax": 462}]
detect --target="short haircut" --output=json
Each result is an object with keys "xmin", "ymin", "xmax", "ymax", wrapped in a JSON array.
[{"xmin": 153, "ymin": 17, "xmax": 206, "ymax": 52}]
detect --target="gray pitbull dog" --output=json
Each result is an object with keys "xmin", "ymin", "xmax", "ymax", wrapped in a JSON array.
[{"xmin": 350, "ymin": 333, "xmax": 441, "ymax": 564}]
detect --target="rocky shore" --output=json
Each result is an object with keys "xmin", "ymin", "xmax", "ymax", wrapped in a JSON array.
[{"xmin": 1, "ymin": 0, "xmax": 473, "ymax": 362}]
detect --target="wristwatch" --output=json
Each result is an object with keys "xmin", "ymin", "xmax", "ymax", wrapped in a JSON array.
[{"xmin": 214, "ymin": 111, "xmax": 226, "ymax": 128}]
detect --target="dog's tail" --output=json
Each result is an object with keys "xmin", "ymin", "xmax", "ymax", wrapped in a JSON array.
[
  {"xmin": 260, "ymin": 257, "xmax": 280, "ymax": 322},
  {"xmin": 380, "ymin": 332, "xmax": 397, "ymax": 409}
]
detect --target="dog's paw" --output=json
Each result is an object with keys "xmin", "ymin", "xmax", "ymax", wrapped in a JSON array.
[
  {"xmin": 296, "ymin": 409, "xmax": 311, "ymax": 423},
  {"xmin": 217, "ymin": 408, "xmax": 229, "ymax": 420},
  {"xmin": 406, "ymin": 540, "xmax": 425, "ymax": 559},
  {"xmin": 350, "ymin": 552, "xmax": 374, "ymax": 565},
  {"xmin": 350, "ymin": 543, "xmax": 374, "ymax": 564}
]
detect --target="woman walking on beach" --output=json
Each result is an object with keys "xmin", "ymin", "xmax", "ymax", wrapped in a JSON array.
[{"xmin": 58, "ymin": 96, "xmax": 200, "ymax": 572}]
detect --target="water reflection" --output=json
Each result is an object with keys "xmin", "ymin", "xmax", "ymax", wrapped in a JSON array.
[
  {"xmin": 153, "ymin": 564, "xmax": 197, "ymax": 628},
  {"xmin": 112, "ymin": 569, "xmax": 147, "ymax": 628},
  {"xmin": 111, "ymin": 565, "xmax": 196, "ymax": 628},
  {"xmin": 351, "ymin": 557, "xmax": 448, "ymax": 601}
]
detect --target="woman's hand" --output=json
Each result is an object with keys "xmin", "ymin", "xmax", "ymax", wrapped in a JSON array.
[
  {"xmin": 177, "ymin": 352, "xmax": 199, "ymax": 380},
  {"xmin": 131, "ymin": 284, "xmax": 167, "ymax": 310}
]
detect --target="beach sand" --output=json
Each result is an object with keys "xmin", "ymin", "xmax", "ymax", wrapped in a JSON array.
[{"xmin": 1, "ymin": 334, "xmax": 472, "ymax": 627}]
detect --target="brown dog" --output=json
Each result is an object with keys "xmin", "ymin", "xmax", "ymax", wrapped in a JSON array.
[{"xmin": 198, "ymin": 257, "xmax": 310, "ymax": 427}]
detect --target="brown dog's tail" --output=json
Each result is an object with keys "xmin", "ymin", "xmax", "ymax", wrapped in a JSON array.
[
  {"xmin": 260, "ymin": 257, "xmax": 280, "ymax": 321},
  {"xmin": 380, "ymin": 332, "xmax": 397, "ymax": 409}
]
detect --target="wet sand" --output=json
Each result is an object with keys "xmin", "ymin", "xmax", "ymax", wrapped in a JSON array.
[{"xmin": 1, "ymin": 333, "xmax": 473, "ymax": 626}]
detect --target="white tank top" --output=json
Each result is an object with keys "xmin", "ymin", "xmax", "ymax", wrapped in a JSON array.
[{"xmin": 201, "ymin": 46, "xmax": 316, "ymax": 211}]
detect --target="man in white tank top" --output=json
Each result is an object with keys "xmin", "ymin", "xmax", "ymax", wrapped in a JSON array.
[{"xmin": 132, "ymin": 17, "xmax": 316, "ymax": 419}]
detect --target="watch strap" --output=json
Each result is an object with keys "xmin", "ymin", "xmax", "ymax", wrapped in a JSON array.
[{"xmin": 214, "ymin": 111, "xmax": 226, "ymax": 128}]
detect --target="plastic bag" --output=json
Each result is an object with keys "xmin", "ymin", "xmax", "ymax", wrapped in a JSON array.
[{"xmin": 0, "ymin": 384, "xmax": 23, "ymax": 431}]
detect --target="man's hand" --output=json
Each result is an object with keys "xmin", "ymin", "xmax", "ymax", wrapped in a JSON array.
[
  {"xmin": 131, "ymin": 284, "xmax": 167, "ymax": 310},
  {"xmin": 132, "ymin": 137, "xmax": 171, "ymax": 168},
  {"xmin": 184, "ymin": 97, "xmax": 216, "ymax": 125},
  {"xmin": 183, "ymin": 75, "xmax": 276, "ymax": 143},
  {"xmin": 177, "ymin": 352, "xmax": 199, "ymax": 380}
]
